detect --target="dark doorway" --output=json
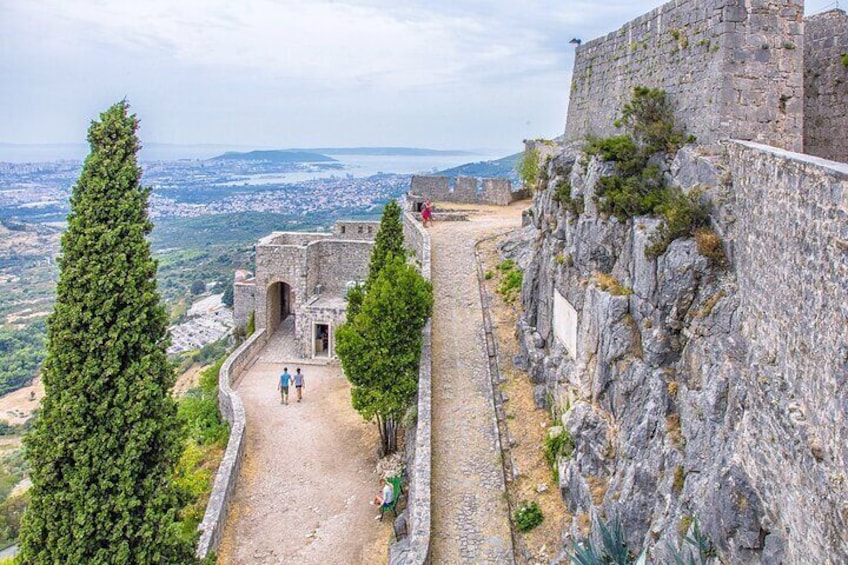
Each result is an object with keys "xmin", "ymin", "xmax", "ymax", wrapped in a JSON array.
[
  {"xmin": 267, "ymin": 281, "xmax": 293, "ymax": 333},
  {"xmin": 314, "ymin": 323, "xmax": 330, "ymax": 358}
]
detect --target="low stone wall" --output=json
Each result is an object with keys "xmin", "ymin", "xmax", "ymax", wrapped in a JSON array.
[
  {"xmin": 196, "ymin": 328, "xmax": 269, "ymax": 559},
  {"xmin": 389, "ymin": 214, "xmax": 433, "ymax": 564},
  {"xmin": 410, "ymin": 175, "xmax": 525, "ymax": 206}
]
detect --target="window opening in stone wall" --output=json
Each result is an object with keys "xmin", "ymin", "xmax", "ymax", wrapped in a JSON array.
[
  {"xmin": 367, "ymin": 226, "xmax": 373, "ymax": 234},
  {"xmin": 358, "ymin": 225, "xmax": 364, "ymax": 234},
  {"xmin": 314, "ymin": 323, "xmax": 330, "ymax": 358},
  {"xmin": 448, "ymin": 177, "xmax": 457, "ymax": 193},
  {"xmin": 340, "ymin": 225, "xmax": 346, "ymax": 234},
  {"xmin": 476, "ymin": 178, "xmax": 484, "ymax": 195}
]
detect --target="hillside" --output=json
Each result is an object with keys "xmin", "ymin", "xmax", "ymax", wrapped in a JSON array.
[
  {"xmin": 210, "ymin": 150, "xmax": 337, "ymax": 162},
  {"xmin": 436, "ymin": 152, "xmax": 521, "ymax": 179}
]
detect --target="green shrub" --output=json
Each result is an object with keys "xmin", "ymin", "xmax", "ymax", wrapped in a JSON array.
[
  {"xmin": 484, "ymin": 270, "xmax": 494, "ymax": 280},
  {"xmin": 645, "ymin": 189, "xmax": 709, "ymax": 258},
  {"xmin": 544, "ymin": 428, "xmax": 575, "ymax": 480},
  {"xmin": 497, "ymin": 259, "xmax": 516, "ymax": 272},
  {"xmin": 498, "ymin": 270, "xmax": 523, "ymax": 303},
  {"xmin": 595, "ymin": 164, "xmax": 666, "ymax": 221},
  {"xmin": 246, "ymin": 310, "xmax": 256, "ymax": 337},
  {"xmin": 569, "ymin": 516, "xmax": 643, "ymax": 565},
  {"xmin": 585, "ymin": 135, "xmax": 639, "ymax": 165},
  {"xmin": 619, "ymin": 86, "xmax": 688, "ymax": 154},
  {"xmin": 842, "ymin": 53, "xmax": 848, "ymax": 68},
  {"xmin": 517, "ymin": 147, "xmax": 541, "ymax": 189},
  {"xmin": 514, "ymin": 501, "xmax": 544, "ymax": 532}
]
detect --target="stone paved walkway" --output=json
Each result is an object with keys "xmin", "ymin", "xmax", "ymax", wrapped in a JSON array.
[
  {"xmin": 429, "ymin": 204, "xmax": 523, "ymax": 564},
  {"xmin": 217, "ymin": 335, "xmax": 390, "ymax": 564}
]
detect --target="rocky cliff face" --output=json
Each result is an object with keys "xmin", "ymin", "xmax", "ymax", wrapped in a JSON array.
[{"xmin": 510, "ymin": 143, "xmax": 847, "ymax": 564}]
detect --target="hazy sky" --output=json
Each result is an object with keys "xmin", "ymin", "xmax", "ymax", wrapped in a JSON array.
[{"xmin": 1, "ymin": 1, "xmax": 834, "ymax": 153}]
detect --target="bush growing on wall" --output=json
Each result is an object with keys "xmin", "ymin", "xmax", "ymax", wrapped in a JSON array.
[{"xmin": 517, "ymin": 146, "xmax": 541, "ymax": 189}]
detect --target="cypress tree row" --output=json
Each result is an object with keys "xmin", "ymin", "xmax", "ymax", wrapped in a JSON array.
[{"xmin": 18, "ymin": 101, "xmax": 193, "ymax": 564}]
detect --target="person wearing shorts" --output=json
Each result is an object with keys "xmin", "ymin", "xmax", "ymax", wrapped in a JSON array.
[
  {"xmin": 293, "ymin": 368, "xmax": 305, "ymax": 402},
  {"xmin": 278, "ymin": 367, "xmax": 291, "ymax": 405}
]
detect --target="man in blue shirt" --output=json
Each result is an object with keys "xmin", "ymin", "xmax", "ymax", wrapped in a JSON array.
[{"xmin": 278, "ymin": 367, "xmax": 292, "ymax": 405}]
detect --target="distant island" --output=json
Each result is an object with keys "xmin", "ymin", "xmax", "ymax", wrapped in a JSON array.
[{"xmin": 210, "ymin": 150, "xmax": 337, "ymax": 163}]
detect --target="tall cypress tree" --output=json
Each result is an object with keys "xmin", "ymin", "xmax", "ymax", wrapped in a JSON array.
[
  {"xmin": 18, "ymin": 102, "xmax": 193, "ymax": 564},
  {"xmin": 364, "ymin": 199, "xmax": 405, "ymax": 290}
]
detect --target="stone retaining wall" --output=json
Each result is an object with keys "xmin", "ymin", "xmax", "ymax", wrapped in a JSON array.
[
  {"xmin": 389, "ymin": 213, "xmax": 433, "ymax": 564},
  {"xmin": 564, "ymin": 0, "xmax": 804, "ymax": 151},
  {"xmin": 196, "ymin": 328, "xmax": 269, "ymax": 560},
  {"xmin": 804, "ymin": 9, "xmax": 848, "ymax": 163},
  {"xmin": 726, "ymin": 140, "xmax": 848, "ymax": 561}
]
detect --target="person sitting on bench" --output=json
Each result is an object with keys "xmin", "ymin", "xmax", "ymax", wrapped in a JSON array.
[{"xmin": 371, "ymin": 478, "xmax": 394, "ymax": 519}]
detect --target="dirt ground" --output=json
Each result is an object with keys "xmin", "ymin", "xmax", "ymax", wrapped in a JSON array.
[
  {"xmin": 479, "ymin": 232, "xmax": 570, "ymax": 564},
  {"xmin": 0, "ymin": 377, "xmax": 44, "ymax": 425},
  {"xmin": 217, "ymin": 360, "xmax": 391, "ymax": 565}
]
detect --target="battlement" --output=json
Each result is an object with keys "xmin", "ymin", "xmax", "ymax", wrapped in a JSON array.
[{"xmin": 409, "ymin": 175, "xmax": 528, "ymax": 206}]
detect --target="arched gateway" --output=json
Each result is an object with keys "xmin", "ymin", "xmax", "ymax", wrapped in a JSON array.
[{"xmin": 233, "ymin": 221, "xmax": 378, "ymax": 359}]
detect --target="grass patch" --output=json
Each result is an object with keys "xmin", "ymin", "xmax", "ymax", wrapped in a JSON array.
[
  {"xmin": 593, "ymin": 272, "xmax": 632, "ymax": 296},
  {"xmin": 174, "ymin": 356, "xmax": 231, "ymax": 544},
  {"xmin": 544, "ymin": 428, "xmax": 575, "ymax": 481},
  {"xmin": 514, "ymin": 501, "xmax": 544, "ymax": 532},
  {"xmin": 695, "ymin": 228, "xmax": 727, "ymax": 268},
  {"xmin": 495, "ymin": 260, "xmax": 523, "ymax": 304}
]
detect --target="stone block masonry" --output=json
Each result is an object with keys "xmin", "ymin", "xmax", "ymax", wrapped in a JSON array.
[
  {"xmin": 727, "ymin": 140, "xmax": 848, "ymax": 562},
  {"xmin": 804, "ymin": 9, "xmax": 848, "ymax": 162},
  {"xmin": 410, "ymin": 175, "xmax": 527, "ymax": 206},
  {"xmin": 196, "ymin": 328, "xmax": 269, "ymax": 560},
  {"xmin": 564, "ymin": 0, "xmax": 804, "ymax": 151},
  {"xmin": 389, "ymin": 212, "xmax": 433, "ymax": 565}
]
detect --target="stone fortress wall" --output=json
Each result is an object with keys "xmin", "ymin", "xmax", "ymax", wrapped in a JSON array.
[
  {"xmin": 409, "ymin": 175, "xmax": 528, "ymax": 206},
  {"xmin": 234, "ymin": 225, "xmax": 375, "ymax": 357},
  {"xmin": 514, "ymin": 0, "xmax": 848, "ymax": 561},
  {"xmin": 564, "ymin": 0, "xmax": 805, "ymax": 151},
  {"xmin": 804, "ymin": 9, "xmax": 848, "ymax": 161},
  {"xmin": 725, "ymin": 141, "xmax": 848, "ymax": 558}
]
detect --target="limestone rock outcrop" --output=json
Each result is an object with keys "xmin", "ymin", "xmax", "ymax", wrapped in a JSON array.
[{"xmin": 510, "ymin": 142, "xmax": 848, "ymax": 564}]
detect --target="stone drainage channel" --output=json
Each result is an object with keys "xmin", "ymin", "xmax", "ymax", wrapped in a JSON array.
[{"xmin": 474, "ymin": 231, "xmax": 530, "ymax": 564}]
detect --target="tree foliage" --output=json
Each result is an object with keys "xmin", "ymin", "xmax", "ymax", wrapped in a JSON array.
[
  {"xmin": 336, "ymin": 255, "xmax": 432, "ymax": 455},
  {"xmin": 0, "ymin": 321, "xmax": 45, "ymax": 396},
  {"xmin": 365, "ymin": 200, "xmax": 405, "ymax": 291},
  {"xmin": 18, "ymin": 101, "xmax": 194, "ymax": 564}
]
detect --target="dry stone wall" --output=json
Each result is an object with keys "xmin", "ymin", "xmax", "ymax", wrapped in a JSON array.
[
  {"xmin": 564, "ymin": 0, "xmax": 804, "ymax": 150},
  {"xmin": 804, "ymin": 9, "xmax": 848, "ymax": 162}
]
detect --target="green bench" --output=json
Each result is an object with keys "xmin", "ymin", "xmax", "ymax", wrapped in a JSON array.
[{"xmin": 379, "ymin": 475, "xmax": 404, "ymax": 522}]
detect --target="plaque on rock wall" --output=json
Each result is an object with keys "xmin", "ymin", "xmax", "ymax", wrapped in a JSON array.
[{"xmin": 553, "ymin": 289, "xmax": 578, "ymax": 359}]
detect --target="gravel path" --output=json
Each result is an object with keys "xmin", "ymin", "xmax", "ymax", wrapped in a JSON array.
[
  {"xmin": 217, "ymin": 347, "xmax": 390, "ymax": 564},
  {"xmin": 429, "ymin": 204, "xmax": 524, "ymax": 564}
]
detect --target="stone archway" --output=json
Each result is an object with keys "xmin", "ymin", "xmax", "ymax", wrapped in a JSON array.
[{"xmin": 266, "ymin": 281, "xmax": 293, "ymax": 333}]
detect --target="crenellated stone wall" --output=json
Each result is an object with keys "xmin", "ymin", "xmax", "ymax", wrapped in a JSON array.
[
  {"xmin": 564, "ymin": 0, "xmax": 804, "ymax": 151},
  {"xmin": 804, "ymin": 9, "xmax": 848, "ymax": 162},
  {"xmin": 410, "ymin": 175, "xmax": 527, "ymax": 206}
]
